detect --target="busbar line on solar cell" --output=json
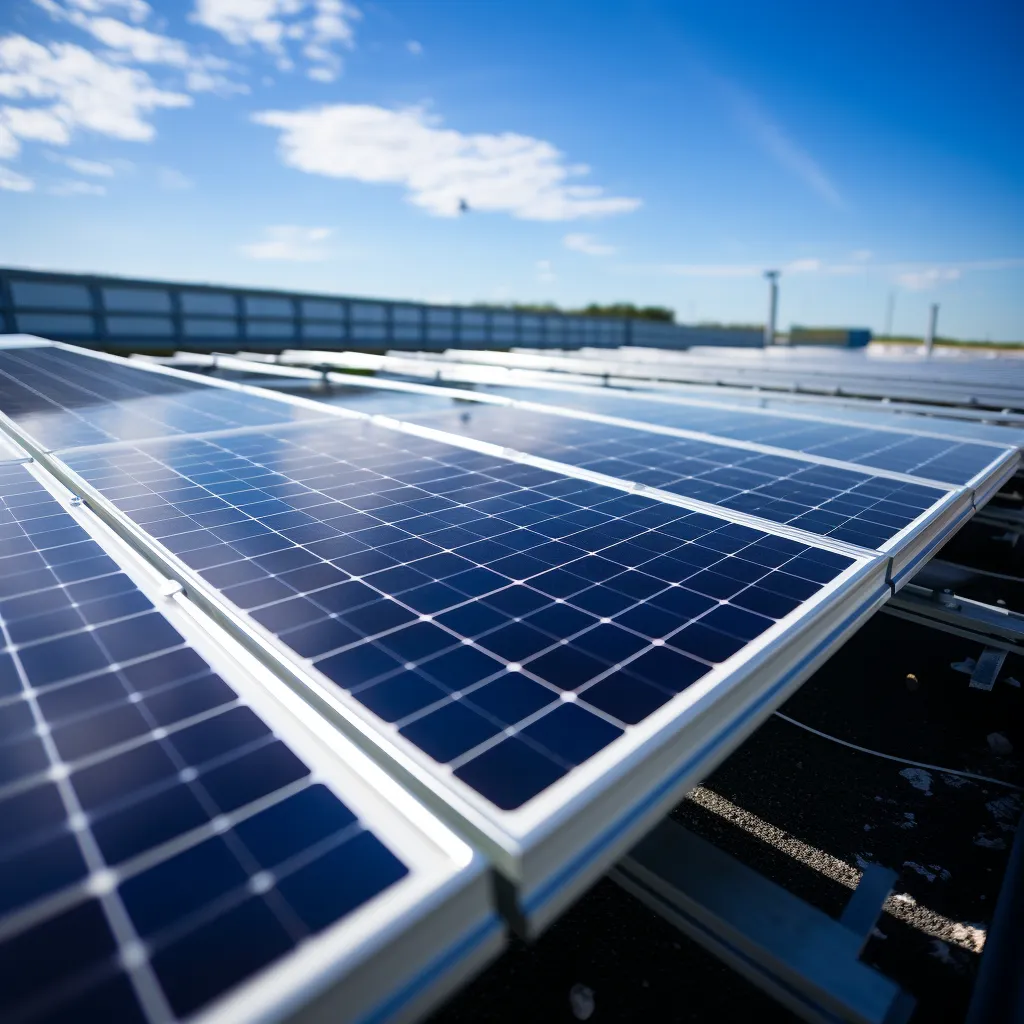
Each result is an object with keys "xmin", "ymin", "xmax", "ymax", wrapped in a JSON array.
[
  {"xmin": 0, "ymin": 343, "xmax": 333, "ymax": 452},
  {"xmin": 0, "ymin": 457, "xmax": 495, "ymax": 1024},
  {"xmin": 0, "ymin": 390, "xmax": 893, "ymax": 931}
]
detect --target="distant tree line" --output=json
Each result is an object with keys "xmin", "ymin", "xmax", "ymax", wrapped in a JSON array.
[{"xmin": 476, "ymin": 301, "xmax": 676, "ymax": 322}]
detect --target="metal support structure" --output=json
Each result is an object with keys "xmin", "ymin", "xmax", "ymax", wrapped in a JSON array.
[
  {"xmin": 882, "ymin": 581, "xmax": 1024, "ymax": 660},
  {"xmin": 924, "ymin": 303, "xmax": 939, "ymax": 356},
  {"xmin": 611, "ymin": 819, "xmax": 913, "ymax": 1024},
  {"xmin": 764, "ymin": 270, "xmax": 780, "ymax": 346}
]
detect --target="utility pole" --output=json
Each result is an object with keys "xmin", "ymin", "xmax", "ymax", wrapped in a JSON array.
[
  {"xmin": 884, "ymin": 290, "xmax": 895, "ymax": 338},
  {"xmin": 924, "ymin": 303, "xmax": 939, "ymax": 356},
  {"xmin": 764, "ymin": 270, "xmax": 780, "ymax": 346}
]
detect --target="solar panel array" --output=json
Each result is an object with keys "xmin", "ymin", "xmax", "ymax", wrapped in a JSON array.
[
  {"xmin": 1, "ymin": 335, "xmax": 1009, "ymax": 1012},
  {"xmin": 417, "ymin": 345, "xmax": 1024, "ymax": 412},
  {"xmin": 0, "ymin": 459, "xmax": 452, "ymax": 1023}
]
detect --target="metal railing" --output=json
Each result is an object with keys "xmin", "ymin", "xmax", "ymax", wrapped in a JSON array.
[{"xmin": 0, "ymin": 267, "xmax": 765, "ymax": 354}]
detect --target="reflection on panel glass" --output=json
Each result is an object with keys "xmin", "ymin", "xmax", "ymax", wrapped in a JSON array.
[{"xmin": 0, "ymin": 346, "xmax": 329, "ymax": 449}]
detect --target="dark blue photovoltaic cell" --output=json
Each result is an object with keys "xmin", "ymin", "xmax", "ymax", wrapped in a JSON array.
[
  {"xmin": 61, "ymin": 420, "xmax": 853, "ymax": 811},
  {"xmin": 0, "ymin": 462, "xmax": 409, "ymax": 1023},
  {"xmin": 405, "ymin": 405, "xmax": 947, "ymax": 549},
  {"xmin": 0, "ymin": 347, "xmax": 329, "ymax": 451},
  {"xmin": 474, "ymin": 386, "xmax": 1009, "ymax": 484}
]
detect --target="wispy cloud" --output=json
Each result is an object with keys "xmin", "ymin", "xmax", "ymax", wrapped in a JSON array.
[
  {"xmin": 61, "ymin": 155, "xmax": 116, "ymax": 176},
  {"xmin": 157, "ymin": 166, "xmax": 193, "ymax": 189},
  {"xmin": 715, "ymin": 76, "xmax": 844, "ymax": 209},
  {"xmin": 0, "ymin": 165, "xmax": 33, "ymax": 191},
  {"xmin": 536, "ymin": 259, "xmax": 556, "ymax": 283},
  {"xmin": 563, "ymin": 232, "xmax": 615, "ymax": 256},
  {"xmin": 240, "ymin": 225, "xmax": 333, "ymax": 261},
  {"xmin": 252, "ymin": 103, "xmax": 642, "ymax": 221},
  {"xmin": 49, "ymin": 178, "xmax": 106, "ymax": 195},
  {"xmin": 406, "ymin": 40, "xmax": 423, "ymax": 56}
]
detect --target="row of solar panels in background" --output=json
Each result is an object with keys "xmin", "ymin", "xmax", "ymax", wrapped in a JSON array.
[
  {"xmin": 429, "ymin": 347, "xmax": 1024, "ymax": 413},
  {"xmin": 0, "ymin": 268, "xmax": 761, "ymax": 353}
]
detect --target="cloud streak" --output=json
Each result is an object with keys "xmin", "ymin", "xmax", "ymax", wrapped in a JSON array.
[
  {"xmin": 563, "ymin": 232, "xmax": 615, "ymax": 256},
  {"xmin": 240, "ymin": 224, "xmax": 333, "ymax": 261},
  {"xmin": 715, "ymin": 75, "xmax": 844, "ymax": 209}
]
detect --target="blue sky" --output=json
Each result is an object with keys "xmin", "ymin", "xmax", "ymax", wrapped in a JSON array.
[{"xmin": 1, "ymin": 0, "xmax": 1022, "ymax": 340}]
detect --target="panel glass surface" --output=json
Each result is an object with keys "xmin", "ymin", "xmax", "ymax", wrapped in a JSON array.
[
  {"xmin": 0, "ymin": 346, "xmax": 330, "ymax": 450},
  {"xmin": 61, "ymin": 420, "xmax": 853, "ymax": 812},
  {"xmin": 404, "ymin": 405, "xmax": 947, "ymax": 549},
  {"xmin": 0, "ymin": 462, "xmax": 410, "ymax": 1023},
  {"xmin": 474, "ymin": 386, "xmax": 1007, "ymax": 485}
]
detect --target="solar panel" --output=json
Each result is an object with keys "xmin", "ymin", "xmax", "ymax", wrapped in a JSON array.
[
  {"xmin": 403, "ymin": 403, "xmax": 953, "ymax": 549},
  {"xmin": 31, "ymin": 414, "xmax": 889, "ymax": 928},
  {"xmin": 459, "ymin": 386, "xmax": 1013, "ymax": 486},
  {"xmin": 0, "ymin": 457, "xmax": 496, "ymax": 1022},
  {"xmin": 0, "ymin": 342, "xmax": 331, "ymax": 451}
]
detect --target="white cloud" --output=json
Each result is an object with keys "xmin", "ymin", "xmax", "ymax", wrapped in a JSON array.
[
  {"xmin": 252, "ymin": 103, "xmax": 642, "ymax": 221},
  {"xmin": 0, "ymin": 164, "xmax": 33, "ymax": 190},
  {"xmin": 851, "ymin": 248, "xmax": 873, "ymax": 262},
  {"xmin": 157, "ymin": 166, "xmax": 193, "ymax": 189},
  {"xmin": 536, "ymin": 259, "xmax": 556, "ymax": 283},
  {"xmin": 0, "ymin": 105, "xmax": 71, "ymax": 152},
  {"xmin": 60, "ymin": 0, "xmax": 152, "ymax": 22},
  {"xmin": 50, "ymin": 178, "xmax": 106, "ymax": 194},
  {"xmin": 0, "ymin": 36, "xmax": 191, "ymax": 147},
  {"xmin": 61, "ymin": 154, "xmax": 115, "ymax": 175},
  {"xmin": 34, "ymin": 1, "xmax": 247, "ymax": 95},
  {"xmin": 896, "ymin": 267, "xmax": 961, "ymax": 290},
  {"xmin": 192, "ymin": 0, "xmax": 359, "ymax": 81},
  {"xmin": 240, "ymin": 224, "xmax": 333, "ymax": 261},
  {"xmin": 407, "ymin": 40, "xmax": 422, "ymax": 55},
  {"xmin": 563, "ymin": 232, "xmax": 615, "ymax": 256}
]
